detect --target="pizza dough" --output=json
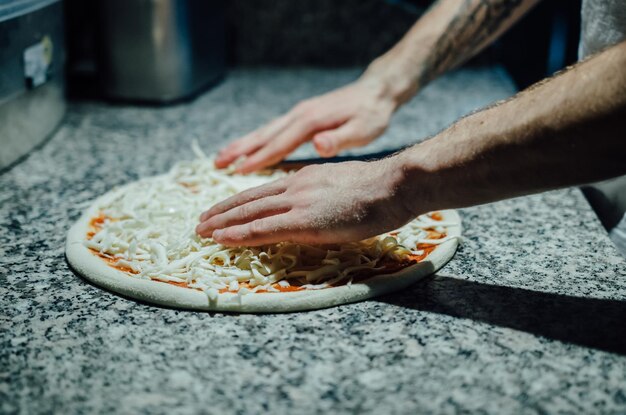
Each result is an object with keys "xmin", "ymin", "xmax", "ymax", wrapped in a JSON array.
[{"xmin": 66, "ymin": 153, "xmax": 461, "ymax": 313}]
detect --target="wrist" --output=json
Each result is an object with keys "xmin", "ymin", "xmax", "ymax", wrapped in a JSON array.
[
  {"xmin": 360, "ymin": 50, "xmax": 421, "ymax": 108},
  {"xmin": 390, "ymin": 139, "xmax": 448, "ymax": 217},
  {"xmin": 394, "ymin": 111, "xmax": 499, "ymax": 216},
  {"xmin": 372, "ymin": 150, "xmax": 430, "ymax": 222}
]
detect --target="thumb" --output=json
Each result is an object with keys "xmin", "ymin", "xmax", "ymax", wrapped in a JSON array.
[{"xmin": 312, "ymin": 121, "xmax": 372, "ymax": 158}]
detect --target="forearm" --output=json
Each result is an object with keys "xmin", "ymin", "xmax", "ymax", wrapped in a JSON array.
[
  {"xmin": 397, "ymin": 41, "xmax": 626, "ymax": 214},
  {"xmin": 362, "ymin": 0, "xmax": 539, "ymax": 105}
]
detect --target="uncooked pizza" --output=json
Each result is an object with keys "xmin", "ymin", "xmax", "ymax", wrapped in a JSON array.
[{"xmin": 66, "ymin": 144, "xmax": 461, "ymax": 312}]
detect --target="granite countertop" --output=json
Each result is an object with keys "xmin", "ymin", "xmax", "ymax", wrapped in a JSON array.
[{"xmin": 2, "ymin": 68, "xmax": 625, "ymax": 414}]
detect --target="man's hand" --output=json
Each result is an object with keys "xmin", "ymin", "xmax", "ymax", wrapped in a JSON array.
[
  {"xmin": 214, "ymin": 0, "xmax": 539, "ymax": 174},
  {"xmin": 214, "ymin": 79, "xmax": 398, "ymax": 174},
  {"xmin": 196, "ymin": 160, "xmax": 414, "ymax": 246}
]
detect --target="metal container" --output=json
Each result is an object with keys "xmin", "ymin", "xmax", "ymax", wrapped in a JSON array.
[
  {"xmin": 0, "ymin": 0, "xmax": 66, "ymax": 170},
  {"xmin": 97, "ymin": 0, "xmax": 226, "ymax": 103}
]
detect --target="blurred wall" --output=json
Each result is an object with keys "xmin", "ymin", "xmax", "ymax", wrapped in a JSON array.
[
  {"xmin": 225, "ymin": 0, "xmax": 427, "ymax": 66},
  {"xmin": 64, "ymin": 0, "xmax": 581, "ymax": 97}
]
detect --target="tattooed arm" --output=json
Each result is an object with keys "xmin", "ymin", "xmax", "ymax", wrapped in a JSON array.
[
  {"xmin": 366, "ymin": 0, "xmax": 540, "ymax": 104},
  {"xmin": 216, "ymin": 0, "xmax": 540, "ymax": 172}
]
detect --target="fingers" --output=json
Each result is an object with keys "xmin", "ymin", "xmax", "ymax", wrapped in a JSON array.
[
  {"xmin": 312, "ymin": 120, "xmax": 373, "ymax": 158},
  {"xmin": 215, "ymin": 115, "xmax": 292, "ymax": 168},
  {"xmin": 236, "ymin": 138, "xmax": 300, "ymax": 174},
  {"xmin": 217, "ymin": 98, "xmax": 350, "ymax": 172},
  {"xmin": 196, "ymin": 196, "xmax": 289, "ymax": 238},
  {"xmin": 211, "ymin": 213, "xmax": 301, "ymax": 246},
  {"xmin": 198, "ymin": 178, "xmax": 287, "ymax": 222},
  {"xmin": 237, "ymin": 115, "xmax": 330, "ymax": 173},
  {"xmin": 214, "ymin": 134, "xmax": 264, "ymax": 169}
]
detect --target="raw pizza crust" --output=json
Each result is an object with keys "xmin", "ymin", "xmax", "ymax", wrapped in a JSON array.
[{"xmin": 66, "ymin": 183, "xmax": 461, "ymax": 313}]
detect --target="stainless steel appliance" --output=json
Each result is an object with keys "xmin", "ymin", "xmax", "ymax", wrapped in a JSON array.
[
  {"xmin": 97, "ymin": 0, "xmax": 226, "ymax": 103},
  {"xmin": 0, "ymin": 0, "xmax": 66, "ymax": 170}
]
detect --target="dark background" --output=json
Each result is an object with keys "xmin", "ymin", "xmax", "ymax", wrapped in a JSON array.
[{"xmin": 64, "ymin": 0, "xmax": 582, "ymax": 97}]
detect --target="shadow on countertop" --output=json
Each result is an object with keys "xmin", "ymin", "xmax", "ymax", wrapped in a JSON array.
[{"xmin": 381, "ymin": 275, "xmax": 626, "ymax": 355}]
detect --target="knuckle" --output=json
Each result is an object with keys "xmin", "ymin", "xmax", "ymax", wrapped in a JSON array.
[
  {"xmin": 301, "ymin": 113, "xmax": 322, "ymax": 129},
  {"xmin": 290, "ymin": 193, "xmax": 313, "ymax": 209},
  {"xmin": 292, "ymin": 100, "xmax": 311, "ymax": 115},
  {"xmin": 293, "ymin": 102, "xmax": 321, "ymax": 125},
  {"xmin": 273, "ymin": 176, "xmax": 288, "ymax": 190},
  {"xmin": 302, "ymin": 118, "xmax": 318, "ymax": 130},
  {"xmin": 238, "ymin": 203, "xmax": 253, "ymax": 220},
  {"xmin": 299, "ymin": 164, "xmax": 315, "ymax": 174},
  {"xmin": 249, "ymin": 219, "xmax": 266, "ymax": 237}
]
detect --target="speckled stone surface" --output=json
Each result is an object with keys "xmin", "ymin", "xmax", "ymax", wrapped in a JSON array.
[{"xmin": 1, "ymin": 68, "xmax": 626, "ymax": 414}]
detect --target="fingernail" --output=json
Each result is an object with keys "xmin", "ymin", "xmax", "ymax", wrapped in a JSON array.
[
  {"xmin": 318, "ymin": 137, "xmax": 330, "ymax": 151},
  {"xmin": 212, "ymin": 229, "xmax": 223, "ymax": 239},
  {"xmin": 316, "ymin": 136, "xmax": 334, "ymax": 154}
]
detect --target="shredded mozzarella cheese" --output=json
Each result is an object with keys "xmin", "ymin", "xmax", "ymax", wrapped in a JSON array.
[{"xmin": 84, "ymin": 145, "xmax": 458, "ymax": 296}]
